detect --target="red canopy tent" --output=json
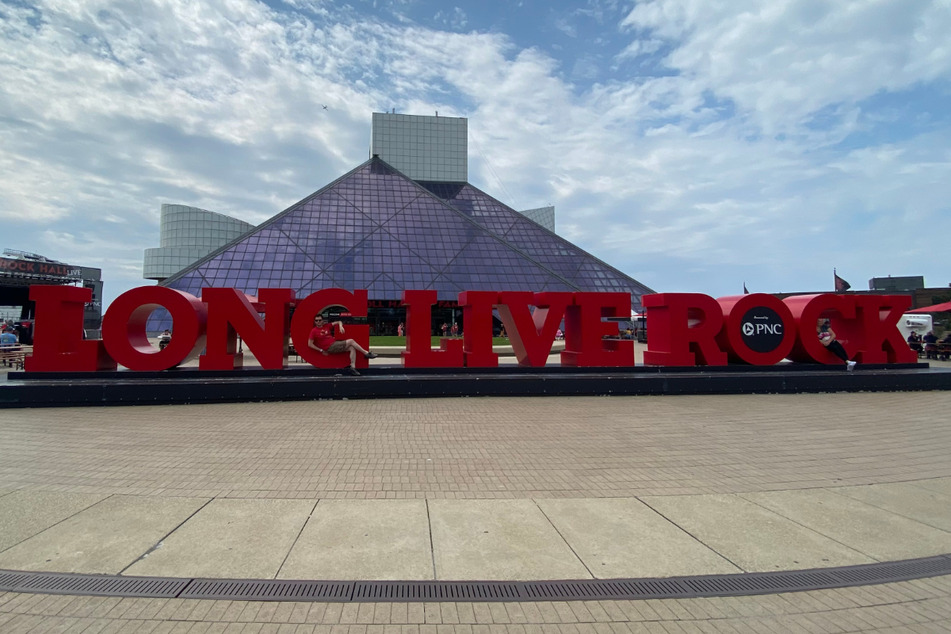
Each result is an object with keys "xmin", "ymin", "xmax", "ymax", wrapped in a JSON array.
[{"xmin": 907, "ymin": 301, "xmax": 951, "ymax": 313}]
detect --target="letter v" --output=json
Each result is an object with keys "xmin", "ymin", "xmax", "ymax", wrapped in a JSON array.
[{"xmin": 498, "ymin": 292, "xmax": 572, "ymax": 367}]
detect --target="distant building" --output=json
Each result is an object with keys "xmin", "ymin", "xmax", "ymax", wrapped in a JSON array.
[
  {"xmin": 868, "ymin": 276, "xmax": 925, "ymax": 292},
  {"xmin": 777, "ymin": 274, "xmax": 949, "ymax": 311},
  {"xmin": 144, "ymin": 115, "xmax": 555, "ymax": 283},
  {"xmin": 370, "ymin": 112, "xmax": 555, "ymax": 229},
  {"xmin": 371, "ymin": 112, "xmax": 468, "ymax": 182},
  {"xmin": 143, "ymin": 204, "xmax": 255, "ymax": 281},
  {"xmin": 518, "ymin": 206, "xmax": 555, "ymax": 233},
  {"xmin": 148, "ymin": 113, "xmax": 653, "ymax": 334}
]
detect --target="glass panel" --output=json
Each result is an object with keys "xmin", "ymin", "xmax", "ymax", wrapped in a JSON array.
[{"xmin": 163, "ymin": 159, "xmax": 653, "ymax": 313}]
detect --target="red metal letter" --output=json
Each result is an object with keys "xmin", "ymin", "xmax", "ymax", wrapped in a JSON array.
[
  {"xmin": 852, "ymin": 295, "xmax": 916, "ymax": 364},
  {"xmin": 200, "ymin": 288, "xmax": 295, "ymax": 370},
  {"xmin": 561, "ymin": 292, "xmax": 635, "ymax": 367},
  {"xmin": 291, "ymin": 289, "xmax": 369, "ymax": 369},
  {"xmin": 400, "ymin": 290, "xmax": 463, "ymax": 368},
  {"xmin": 459, "ymin": 291, "xmax": 499, "ymax": 368},
  {"xmin": 716, "ymin": 294, "xmax": 797, "ymax": 365},
  {"xmin": 498, "ymin": 292, "xmax": 572, "ymax": 367},
  {"xmin": 25, "ymin": 285, "xmax": 116, "ymax": 372},
  {"xmin": 784, "ymin": 294, "xmax": 857, "ymax": 364},
  {"xmin": 102, "ymin": 287, "xmax": 206, "ymax": 371},
  {"xmin": 642, "ymin": 293, "xmax": 727, "ymax": 366}
]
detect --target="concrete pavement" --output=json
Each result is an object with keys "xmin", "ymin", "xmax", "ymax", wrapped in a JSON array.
[
  {"xmin": 2, "ymin": 392, "xmax": 951, "ymax": 631},
  {"xmin": 2, "ymin": 482, "xmax": 951, "ymax": 580}
]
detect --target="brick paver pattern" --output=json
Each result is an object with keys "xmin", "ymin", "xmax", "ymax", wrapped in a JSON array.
[
  {"xmin": 1, "ymin": 393, "xmax": 950, "ymax": 499},
  {"xmin": 3, "ymin": 392, "xmax": 951, "ymax": 631}
]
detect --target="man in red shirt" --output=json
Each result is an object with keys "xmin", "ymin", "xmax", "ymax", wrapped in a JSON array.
[{"xmin": 308, "ymin": 315, "xmax": 378, "ymax": 375}]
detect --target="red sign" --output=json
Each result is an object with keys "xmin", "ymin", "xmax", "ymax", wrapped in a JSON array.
[
  {"xmin": 643, "ymin": 292, "xmax": 914, "ymax": 365},
  {"xmin": 0, "ymin": 256, "xmax": 82, "ymax": 278},
  {"xmin": 24, "ymin": 286, "xmax": 915, "ymax": 372}
]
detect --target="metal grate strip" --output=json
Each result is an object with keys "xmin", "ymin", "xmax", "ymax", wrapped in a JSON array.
[
  {"xmin": 2, "ymin": 554, "xmax": 950, "ymax": 602},
  {"xmin": 0, "ymin": 571, "xmax": 32, "ymax": 591},
  {"xmin": 680, "ymin": 570, "xmax": 838, "ymax": 595},
  {"xmin": 354, "ymin": 581, "xmax": 521, "ymax": 602},
  {"xmin": 829, "ymin": 556, "xmax": 951, "ymax": 584},
  {"xmin": 180, "ymin": 579, "xmax": 353, "ymax": 601},
  {"xmin": 2, "ymin": 572, "xmax": 186, "ymax": 597},
  {"xmin": 521, "ymin": 578, "xmax": 690, "ymax": 601}
]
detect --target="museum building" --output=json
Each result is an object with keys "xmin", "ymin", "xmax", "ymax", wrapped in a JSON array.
[{"xmin": 151, "ymin": 113, "xmax": 654, "ymax": 334}]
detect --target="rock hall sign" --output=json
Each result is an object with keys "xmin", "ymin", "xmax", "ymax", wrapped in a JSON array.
[{"xmin": 25, "ymin": 285, "xmax": 916, "ymax": 372}]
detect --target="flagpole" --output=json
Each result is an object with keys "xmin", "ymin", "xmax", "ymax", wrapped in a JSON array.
[{"xmin": 833, "ymin": 269, "xmax": 851, "ymax": 293}]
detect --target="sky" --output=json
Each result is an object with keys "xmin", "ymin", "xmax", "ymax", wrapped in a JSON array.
[{"xmin": 2, "ymin": 0, "xmax": 950, "ymax": 308}]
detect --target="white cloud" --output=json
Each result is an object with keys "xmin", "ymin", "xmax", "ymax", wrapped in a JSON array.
[
  {"xmin": 619, "ymin": 0, "xmax": 951, "ymax": 135},
  {"xmin": 433, "ymin": 7, "xmax": 468, "ymax": 31},
  {"xmin": 615, "ymin": 37, "xmax": 664, "ymax": 61},
  {"xmin": 0, "ymin": 1, "xmax": 375, "ymax": 222}
]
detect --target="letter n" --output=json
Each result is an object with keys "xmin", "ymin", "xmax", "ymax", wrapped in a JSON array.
[{"xmin": 200, "ymin": 288, "xmax": 295, "ymax": 370}]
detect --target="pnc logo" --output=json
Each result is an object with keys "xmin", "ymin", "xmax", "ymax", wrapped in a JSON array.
[
  {"xmin": 735, "ymin": 307, "xmax": 787, "ymax": 355},
  {"xmin": 743, "ymin": 321, "xmax": 783, "ymax": 336}
]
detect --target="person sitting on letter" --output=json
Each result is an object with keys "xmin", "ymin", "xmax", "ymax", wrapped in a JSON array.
[{"xmin": 308, "ymin": 314, "xmax": 377, "ymax": 376}]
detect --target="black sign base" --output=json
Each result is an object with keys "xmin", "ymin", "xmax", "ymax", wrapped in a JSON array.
[{"xmin": 2, "ymin": 363, "xmax": 949, "ymax": 408}]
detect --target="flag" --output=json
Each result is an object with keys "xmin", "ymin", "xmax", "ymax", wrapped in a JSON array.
[
  {"xmin": 834, "ymin": 269, "xmax": 851, "ymax": 293},
  {"xmin": 743, "ymin": 282, "xmax": 749, "ymax": 294}
]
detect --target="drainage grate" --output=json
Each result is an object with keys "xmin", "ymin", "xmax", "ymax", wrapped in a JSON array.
[
  {"xmin": 0, "ymin": 571, "xmax": 186, "ymax": 597},
  {"xmin": 682, "ymin": 570, "xmax": 836, "ymax": 596},
  {"xmin": 829, "ymin": 556, "xmax": 951, "ymax": 585},
  {"xmin": 0, "ymin": 570, "xmax": 32, "ymax": 591},
  {"xmin": 180, "ymin": 579, "xmax": 353, "ymax": 601},
  {"xmin": 521, "ymin": 578, "xmax": 689, "ymax": 601},
  {"xmin": 355, "ymin": 581, "xmax": 521, "ymax": 602},
  {"xmin": 1, "ymin": 555, "xmax": 950, "ymax": 603}
]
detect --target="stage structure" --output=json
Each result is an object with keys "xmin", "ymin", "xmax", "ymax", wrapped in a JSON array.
[{"xmin": 0, "ymin": 250, "xmax": 102, "ymax": 341}]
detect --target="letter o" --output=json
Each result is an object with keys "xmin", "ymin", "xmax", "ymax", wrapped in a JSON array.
[
  {"xmin": 717, "ymin": 294, "xmax": 797, "ymax": 365},
  {"xmin": 103, "ymin": 287, "xmax": 206, "ymax": 371}
]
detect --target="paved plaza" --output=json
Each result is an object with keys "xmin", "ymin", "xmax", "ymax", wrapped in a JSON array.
[{"xmin": 2, "ymin": 392, "xmax": 951, "ymax": 631}]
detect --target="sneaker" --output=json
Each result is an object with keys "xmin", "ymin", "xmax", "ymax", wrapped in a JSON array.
[
  {"xmin": 347, "ymin": 366, "xmax": 361, "ymax": 376},
  {"xmin": 847, "ymin": 361, "xmax": 856, "ymax": 372},
  {"xmin": 365, "ymin": 352, "xmax": 378, "ymax": 359}
]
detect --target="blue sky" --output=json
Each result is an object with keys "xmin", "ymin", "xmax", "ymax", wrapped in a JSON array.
[{"xmin": 2, "ymin": 0, "xmax": 950, "ymax": 307}]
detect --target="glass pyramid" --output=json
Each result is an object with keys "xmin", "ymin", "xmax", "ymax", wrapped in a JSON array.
[{"xmin": 157, "ymin": 157, "xmax": 654, "ymax": 324}]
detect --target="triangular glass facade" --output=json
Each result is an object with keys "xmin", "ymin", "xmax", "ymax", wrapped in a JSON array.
[
  {"xmin": 419, "ymin": 181, "xmax": 647, "ymax": 294},
  {"xmin": 155, "ymin": 157, "xmax": 653, "ymax": 329}
]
